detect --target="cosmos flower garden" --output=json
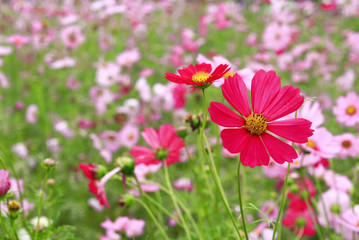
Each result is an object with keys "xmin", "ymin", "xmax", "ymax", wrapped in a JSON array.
[{"xmin": 1, "ymin": 0, "xmax": 359, "ymax": 239}]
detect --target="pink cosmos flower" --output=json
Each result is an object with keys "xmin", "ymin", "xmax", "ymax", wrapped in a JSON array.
[
  {"xmin": 333, "ymin": 133, "xmax": 359, "ymax": 159},
  {"xmin": 0, "ymin": 170, "xmax": 11, "ymax": 196},
  {"xmin": 12, "ymin": 143, "xmax": 29, "ymax": 160},
  {"xmin": 262, "ymin": 23, "xmax": 292, "ymax": 54},
  {"xmin": 323, "ymin": 170, "xmax": 353, "ymax": 193},
  {"xmin": 336, "ymin": 69, "xmax": 355, "ymax": 91},
  {"xmin": 301, "ymin": 127, "xmax": 340, "ymax": 159},
  {"xmin": 0, "ymin": 71, "xmax": 10, "ymax": 89},
  {"xmin": 317, "ymin": 188, "xmax": 351, "ymax": 226},
  {"xmin": 334, "ymin": 205, "xmax": 359, "ymax": 239},
  {"xmin": 26, "ymin": 104, "xmax": 39, "ymax": 124},
  {"xmin": 130, "ymin": 124, "xmax": 185, "ymax": 166},
  {"xmin": 333, "ymin": 91, "xmax": 359, "ymax": 127},
  {"xmin": 7, "ymin": 34, "xmax": 30, "ymax": 48},
  {"xmin": 116, "ymin": 48, "xmax": 141, "ymax": 68},
  {"xmin": 173, "ymin": 178, "xmax": 193, "ymax": 192},
  {"xmin": 60, "ymin": 25, "xmax": 86, "ymax": 50},
  {"xmin": 209, "ymin": 71, "xmax": 313, "ymax": 167},
  {"xmin": 119, "ymin": 124, "xmax": 139, "ymax": 148},
  {"xmin": 125, "ymin": 219, "xmax": 146, "ymax": 238}
]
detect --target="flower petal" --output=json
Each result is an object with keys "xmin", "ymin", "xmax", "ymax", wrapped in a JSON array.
[
  {"xmin": 222, "ymin": 74, "xmax": 251, "ymax": 117},
  {"xmin": 267, "ymin": 118, "xmax": 314, "ymax": 143},
  {"xmin": 240, "ymin": 135, "xmax": 270, "ymax": 168},
  {"xmin": 158, "ymin": 124, "xmax": 176, "ymax": 148},
  {"xmin": 141, "ymin": 127, "xmax": 160, "ymax": 150},
  {"xmin": 251, "ymin": 70, "xmax": 281, "ymax": 114},
  {"xmin": 263, "ymin": 85, "xmax": 304, "ymax": 121},
  {"xmin": 221, "ymin": 128, "xmax": 251, "ymax": 153},
  {"xmin": 208, "ymin": 102, "xmax": 245, "ymax": 127},
  {"xmin": 261, "ymin": 133, "xmax": 297, "ymax": 164}
]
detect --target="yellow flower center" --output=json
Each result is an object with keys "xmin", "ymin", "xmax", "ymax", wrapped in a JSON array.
[
  {"xmin": 306, "ymin": 140, "xmax": 316, "ymax": 149},
  {"xmin": 245, "ymin": 113, "xmax": 267, "ymax": 135},
  {"xmin": 223, "ymin": 71, "xmax": 235, "ymax": 79},
  {"xmin": 346, "ymin": 105, "xmax": 356, "ymax": 115},
  {"xmin": 192, "ymin": 72, "xmax": 210, "ymax": 83}
]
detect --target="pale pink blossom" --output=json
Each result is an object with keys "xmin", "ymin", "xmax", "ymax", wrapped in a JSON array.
[
  {"xmin": 333, "ymin": 91, "xmax": 359, "ymax": 127},
  {"xmin": 333, "ymin": 133, "xmax": 359, "ymax": 159},
  {"xmin": 119, "ymin": 124, "xmax": 139, "ymax": 148},
  {"xmin": 12, "ymin": 143, "xmax": 29, "ymax": 160},
  {"xmin": 173, "ymin": 178, "xmax": 193, "ymax": 192},
  {"xmin": 60, "ymin": 25, "xmax": 86, "ymax": 49},
  {"xmin": 26, "ymin": 104, "xmax": 39, "ymax": 124},
  {"xmin": 0, "ymin": 170, "xmax": 11, "ymax": 196},
  {"xmin": 116, "ymin": 48, "xmax": 141, "ymax": 68},
  {"xmin": 336, "ymin": 69, "xmax": 355, "ymax": 91}
]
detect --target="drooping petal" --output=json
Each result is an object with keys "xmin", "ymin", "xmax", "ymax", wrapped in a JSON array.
[
  {"xmin": 263, "ymin": 85, "xmax": 304, "ymax": 121},
  {"xmin": 267, "ymin": 118, "xmax": 314, "ymax": 143},
  {"xmin": 208, "ymin": 102, "xmax": 245, "ymax": 127},
  {"xmin": 222, "ymin": 74, "xmax": 251, "ymax": 117},
  {"xmin": 141, "ymin": 128, "xmax": 160, "ymax": 150},
  {"xmin": 251, "ymin": 70, "xmax": 281, "ymax": 114},
  {"xmin": 240, "ymin": 135, "xmax": 270, "ymax": 168},
  {"xmin": 221, "ymin": 128, "xmax": 251, "ymax": 154},
  {"xmin": 165, "ymin": 72, "xmax": 191, "ymax": 84},
  {"xmin": 261, "ymin": 133, "xmax": 297, "ymax": 164}
]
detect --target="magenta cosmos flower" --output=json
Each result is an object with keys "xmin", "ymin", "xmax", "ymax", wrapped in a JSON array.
[
  {"xmin": 130, "ymin": 124, "xmax": 184, "ymax": 166},
  {"xmin": 209, "ymin": 71, "xmax": 314, "ymax": 168}
]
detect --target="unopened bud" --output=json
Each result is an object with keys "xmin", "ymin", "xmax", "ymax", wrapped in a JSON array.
[
  {"xmin": 8, "ymin": 200, "xmax": 20, "ymax": 219},
  {"xmin": 42, "ymin": 158, "xmax": 56, "ymax": 170},
  {"xmin": 118, "ymin": 194, "xmax": 135, "ymax": 207},
  {"xmin": 47, "ymin": 179, "xmax": 56, "ymax": 186},
  {"xmin": 115, "ymin": 157, "xmax": 135, "ymax": 176},
  {"xmin": 176, "ymin": 126, "xmax": 188, "ymax": 139}
]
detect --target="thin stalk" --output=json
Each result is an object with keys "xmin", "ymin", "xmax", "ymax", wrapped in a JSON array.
[
  {"xmin": 135, "ymin": 198, "xmax": 170, "ymax": 240},
  {"xmin": 34, "ymin": 170, "xmax": 49, "ymax": 240},
  {"xmin": 134, "ymin": 177, "xmax": 170, "ymax": 240},
  {"xmin": 10, "ymin": 218, "xmax": 19, "ymax": 240},
  {"xmin": 0, "ymin": 156, "xmax": 6, "ymax": 170},
  {"xmin": 272, "ymin": 162, "xmax": 290, "ymax": 240},
  {"xmin": 237, "ymin": 159, "xmax": 249, "ymax": 240},
  {"xmin": 0, "ymin": 202, "xmax": 11, "ymax": 238},
  {"xmin": 200, "ymin": 89, "xmax": 242, "ymax": 239},
  {"xmin": 163, "ymin": 162, "xmax": 192, "ymax": 240}
]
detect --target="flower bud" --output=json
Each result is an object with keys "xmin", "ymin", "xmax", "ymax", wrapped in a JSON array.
[
  {"xmin": 8, "ymin": 200, "xmax": 20, "ymax": 219},
  {"xmin": 295, "ymin": 217, "xmax": 306, "ymax": 228},
  {"xmin": 47, "ymin": 178, "xmax": 56, "ymax": 186},
  {"xmin": 118, "ymin": 194, "xmax": 135, "ymax": 207},
  {"xmin": 42, "ymin": 158, "xmax": 56, "ymax": 171},
  {"xmin": 115, "ymin": 157, "xmax": 135, "ymax": 176},
  {"xmin": 176, "ymin": 126, "xmax": 188, "ymax": 139},
  {"xmin": 0, "ymin": 170, "xmax": 11, "ymax": 197}
]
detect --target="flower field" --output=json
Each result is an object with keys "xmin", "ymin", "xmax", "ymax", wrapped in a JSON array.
[{"xmin": 0, "ymin": 0, "xmax": 359, "ymax": 239}]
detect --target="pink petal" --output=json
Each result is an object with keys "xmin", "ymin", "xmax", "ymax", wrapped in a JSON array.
[
  {"xmin": 141, "ymin": 127, "xmax": 160, "ymax": 150},
  {"xmin": 158, "ymin": 124, "xmax": 176, "ymax": 148},
  {"xmin": 221, "ymin": 128, "xmax": 251, "ymax": 154},
  {"xmin": 267, "ymin": 118, "xmax": 314, "ymax": 143},
  {"xmin": 251, "ymin": 70, "xmax": 281, "ymax": 114},
  {"xmin": 262, "ymin": 85, "xmax": 304, "ymax": 121},
  {"xmin": 209, "ymin": 102, "xmax": 245, "ymax": 127},
  {"xmin": 130, "ymin": 146, "xmax": 153, "ymax": 158},
  {"xmin": 240, "ymin": 135, "xmax": 269, "ymax": 168},
  {"xmin": 222, "ymin": 74, "xmax": 252, "ymax": 117},
  {"xmin": 261, "ymin": 133, "xmax": 297, "ymax": 164}
]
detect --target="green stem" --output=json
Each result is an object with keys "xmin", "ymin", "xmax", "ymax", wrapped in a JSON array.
[
  {"xmin": 10, "ymin": 218, "xmax": 19, "ymax": 240},
  {"xmin": 163, "ymin": 161, "xmax": 192, "ymax": 240},
  {"xmin": 0, "ymin": 156, "xmax": 6, "ymax": 170},
  {"xmin": 272, "ymin": 162, "xmax": 290, "ymax": 240},
  {"xmin": 200, "ymin": 89, "xmax": 242, "ymax": 239},
  {"xmin": 0, "ymin": 202, "xmax": 11, "ymax": 238},
  {"xmin": 135, "ymin": 198, "xmax": 170, "ymax": 240},
  {"xmin": 237, "ymin": 159, "xmax": 249, "ymax": 240},
  {"xmin": 134, "ymin": 177, "xmax": 170, "ymax": 240},
  {"xmin": 34, "ymin": 170, "xmax": 49, "ymax": 240}
]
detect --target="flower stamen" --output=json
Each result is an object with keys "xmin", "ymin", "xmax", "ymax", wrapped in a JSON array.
[
  {"xmin": 245, "ymin": 113, "xmax": 267, "ymax": 135},
  {"xmin": 192, "ymin": 72, "xmax": 210, "ymax": 83},
  {"xmin": 346, "ymin": 105, "xmax": 356, "ymax": 115}
]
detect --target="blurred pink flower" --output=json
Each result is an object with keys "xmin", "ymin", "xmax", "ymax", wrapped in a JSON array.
[
  {"xmin": 0, "ymin": 170, "xmax": 11, "ymax": 196},
  {"xmin": 333, "ymin": 91, "xmax": 359, "ymax": 127},
  {"xmin": 333, "ymin": 133, "xmax": 359, "ymax": 159},
  {"xmin": 26, "ymin": 104, "xmax": 39, "ymax": 124},
  {"xmin": 7, "ymin": 34, "xmax": 30, "ymax": 48},
  {"xmin": 116, "ymin": 48, "xmax": 141, "ymax": 67},
  {"xmin": 262, "ymin": 23, "xmax": 292, "ymax": 53},
  {"xmin": 119, "ymin": 124, "xmax": 139, "ymax": 148},
  {"xmin": 173, "ymin": 178, "xmax": 193, "ymax": 192},
  {"xmin": 60, "ymin": 25, "xmax": 86, "ymax": 49}
]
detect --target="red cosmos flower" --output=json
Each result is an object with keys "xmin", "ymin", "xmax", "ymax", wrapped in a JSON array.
[
  {"xmin": 208, "ymin": 71, "xmax": 314, "ymax": 168},
  {"xmin": 79, "ymin": 163, "xmax": 109, "ymax": 208},
  {"xmin": 165, "ymin": 62, "xmax": 230, "ymax": 86},
  {"xmin": 130, "ymin": 124, "xmax": 184, "ymax": 166},
  {"xmin": 282, "ymin": 206, "xmax": 316, "ymax": 237}
]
